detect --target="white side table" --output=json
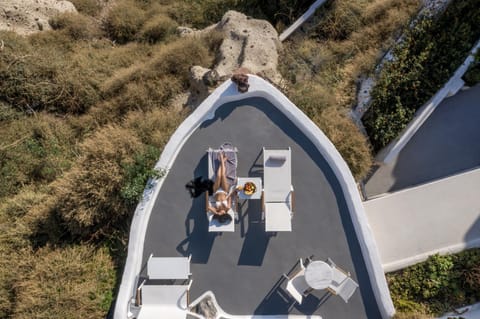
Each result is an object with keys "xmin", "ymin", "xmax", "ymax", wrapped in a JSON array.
[
  {"xmin": 304, "ymin": 261, "xmax": 333, "ymax": 290},
  {"xmin": 237, "ymin": 177, "xmax": 262, "ymax": 200}
]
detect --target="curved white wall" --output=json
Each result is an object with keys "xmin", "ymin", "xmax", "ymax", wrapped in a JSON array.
[{"xmin": 114, "ymin": 75, "xmax": 395, "ymax": 319}]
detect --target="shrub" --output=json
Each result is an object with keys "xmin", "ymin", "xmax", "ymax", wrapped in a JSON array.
[
  {"xmin": 139, "ymin": 14, "xmax": 178, "ymax": 44},
  {"xmin": 463, "ymin": 52, "xmax": 480, "ymax": 86},
  {"xmin": 69, "ymin": 0, "xmax": 102, "ymax": 16},
  {"xmin": 53, "ymin": 125, "xmax": 142, "ymax": 237},
  {"xmin": 388, "ymin": 250, "xmax": 480, "ymax": 316},
  {"xmin": 102, "ymin": 37, "xmax": 212, "ymax": 116},
  {"xmin": 313, "ymin": 0, "xmax": 364, "ymax": 41},
  {"xmin": 120, "ymin": 146, "xmax": 163, "ymax": 206},
  {"xmin": 314, "ymin": 108, "xmax": 373, "ymax": 180},
  {"xmin": 49, "ymin": 12, "xmax": 101, "ymax": 39},
  {"xmin": 0, "ymin": 115, "xmax": 76, "ymax": 199},
  {"xmin": 104, "ymin": 1, "xmax": 146, "ymax": 44},
  {"xmin": 124, "ymin": 107, "xmax": 186, "ymax": 147},
  {"xmin": 0, "ymin": 32, "xmax": 104, "ymax": 114},
  {"xmin": 13, "ymin": 245, "xmax": 115, "ymax": 319},
  {"xmin": 168, "ymin": 0, "xmax": 311, "ymax": 29},
  {"xmin": 363, "ymin": 1, "xmax": 480, "ymax": 151}
]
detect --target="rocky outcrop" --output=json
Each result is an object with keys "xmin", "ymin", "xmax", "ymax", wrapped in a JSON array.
[
  {"xmin": 182, "ymin": 11, "xmax": 283, "ymax": 107},
  {"xmin": 0, "ymin": 0, "xmax": 76, "ymax": 35}
]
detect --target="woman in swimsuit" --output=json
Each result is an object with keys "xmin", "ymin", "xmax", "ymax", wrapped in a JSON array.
[{"xmin": 208, "ymin": 152, "xmax": 233, "ymax": 216}]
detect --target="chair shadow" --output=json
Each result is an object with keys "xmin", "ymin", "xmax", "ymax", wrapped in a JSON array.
[
  {"xmin": 237, "ymin": 199, "xmax": 270, "ymax": 266},
  {"xmin": 176, "ymin": 154, "xmax": 217, "ymax": 264},
  {"xmin": 248, "ymin": 149, "xmax": 264, "ymax": 177}
]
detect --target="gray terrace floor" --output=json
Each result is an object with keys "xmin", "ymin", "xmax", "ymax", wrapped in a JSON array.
[
  {"xmin": 142, "ymin": 97, "xmax": 382, "ymax": 318},
  {"xmin": 366, "ymin": 84, "xmax": 480, "ymax": 197}
]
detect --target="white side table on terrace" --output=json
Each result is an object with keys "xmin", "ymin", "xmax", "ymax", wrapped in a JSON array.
[
  {"xmin": 237, "ymin": 177, "xmax": 262, "ymax": 200},
  {"xmin": 304, "ymin": 260, "xmax": 333, "ymax": 290}
]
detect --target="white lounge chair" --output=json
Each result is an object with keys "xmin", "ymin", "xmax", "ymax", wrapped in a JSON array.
[
  {"xmin": 137, "ymin": 279, "xmax": 193, "ymax": 319},
  {"xmin": 282, "ymin": 258, "xmax": 311, "ymax": 304},
  {"xmin": 262, "ymin": 147, "xmax": 294, "ymax": 232},
  {"xmin": 147, "ymin": 254, "xmax": 191, "ymax": 280},
  {"xmin": 206, "ymin": 144, "xmax": 238, "ymax": 232},
  {"xmin": 326, "ymin": 258, "xmax": 359, "ymax": 303}
]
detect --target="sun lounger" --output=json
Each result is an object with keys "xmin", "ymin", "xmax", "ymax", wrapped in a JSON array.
[
  {"xmin": 262, "ymin": 147, "xmax": 294, "ymax": 232},
  {"xmin": 205, "ymin": 143, "xmax": 238, "ymax": 232}
]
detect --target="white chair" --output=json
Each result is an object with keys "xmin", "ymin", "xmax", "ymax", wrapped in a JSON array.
[
  {"xmin": 262, "ymin": 147, "xmax": 294, "ymax": 232},
  {"xmin": 206, "ymin": 146, "xmax": 238, "ymax": 232},
  {"xmin": 137, "ymin": 279, "xmax": 193, "ymax": 319},
  {"xmin": 282, "ymin": 258, "xmax": 311, "ymax": 304},
  {"xmin": 326, "ymin": 258, "xmax": 359, "ymax": 303},
  {"xmin": 147, "ymin": 254, "xmax": 191, "ymax": 280}
]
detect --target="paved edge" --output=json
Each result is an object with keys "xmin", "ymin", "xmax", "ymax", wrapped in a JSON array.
[
  {"xmin": 114, "ymin": 75, "xmax": 395, "ymax": 319},
  {"xmin": 364, "ymin": 166, "xmax": 480, "ymax": 272}
]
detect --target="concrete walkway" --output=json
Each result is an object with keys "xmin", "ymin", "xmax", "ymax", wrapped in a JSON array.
[
  {"xmin": 365, "ymin": 84, "xmax": 480, "ymax": 198},
  {"xmin": 363, "ymin": 167, "xmax": 480, "ymax": 272}
]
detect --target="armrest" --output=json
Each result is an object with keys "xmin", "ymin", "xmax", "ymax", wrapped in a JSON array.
[
  {"xmin": 205, "ymin": 191, "xmax": 209, "ymax": 213},
  {"xmin": 186, "ymin": 279, "xmax": 193, "ymax": 307}
]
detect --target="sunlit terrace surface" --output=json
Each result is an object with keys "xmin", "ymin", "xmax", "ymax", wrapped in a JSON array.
[{"xmin": 140, "ymin": 97, "xmax": 382, "ymax": 318}]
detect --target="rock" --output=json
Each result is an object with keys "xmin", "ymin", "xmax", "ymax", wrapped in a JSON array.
[
  {"xmin": 186, "ymin": 66, "xmax": 221, "ymax": 108},
  {"xmin": 0, "ymin": 0, "xmax": 76, "ymax": 35},
  {"xmin": 184, "ymin": 11, "xmax": 283, "ymax": 86}
]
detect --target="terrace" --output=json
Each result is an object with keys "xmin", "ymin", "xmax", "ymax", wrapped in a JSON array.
[{"xmin": 116, "ymin": 76, "xmax": 391, "ymax": 319}]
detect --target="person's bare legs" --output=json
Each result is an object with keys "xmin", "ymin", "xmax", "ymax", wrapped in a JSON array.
[
  {"xmin": 213, "ymin": 154, "xmax": 223, "ymax": 192},
  {"xmin": 219, "ymin": 152, "xmax": 229, "ymax": 191}
]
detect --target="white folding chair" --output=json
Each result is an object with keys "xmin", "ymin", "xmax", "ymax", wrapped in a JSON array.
[
  {"xmin": 282, "ymin": 258, "xmax": 311, "ymax": 304},
  {"xmin": 262, "ymin": 147, "xmax": 294, "ymax": 232},
  {"xmin": 326, "ymin": 258, "xmax": 359, "ymax": 303}
]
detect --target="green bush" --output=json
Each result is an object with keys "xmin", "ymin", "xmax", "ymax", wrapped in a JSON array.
[
  {"xmin": 388, "ymin": 250, "xmax": 480, "ymax": 315},
  {"xmin": 364, "ymin": 1, "xmax": 480, "ymax": 151},
  {"xmin": 463, "ymin": 52, "xmax": 480, "ymax": 86},
  {"xmin": 121, "ymin": 146, "xmax": 163, "ymax": 206},
  {"xmin": 140, "ymin": 14, "xmax": 178, "ymax": 44},
  {"xmin": 104, "ymin": 1, "xmax": 146, "ymax": 44}
]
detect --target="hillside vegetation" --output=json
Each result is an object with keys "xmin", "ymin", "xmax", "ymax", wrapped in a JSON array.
[
  {"xmin": 363, "ymin": 0, "xmax": 480, "ymax": 151},
  {"xmin": 0, "ymin": 0, "xmax": 422, "ymax": 317}
]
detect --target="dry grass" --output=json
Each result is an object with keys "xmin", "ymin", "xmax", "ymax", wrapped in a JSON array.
[{"xmin": 13, "ymin": 245, "xmax": 115, "ymax": 319}]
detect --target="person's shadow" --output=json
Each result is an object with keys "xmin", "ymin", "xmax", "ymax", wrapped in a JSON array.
[{"xmin": 176, "ymin": 154, "xmax": 216, "ymax": 264}]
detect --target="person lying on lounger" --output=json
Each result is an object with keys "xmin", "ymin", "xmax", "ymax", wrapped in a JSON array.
[{"xmin": 207, "ymin": 152, "xmax": 234, "ymax": 217}]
